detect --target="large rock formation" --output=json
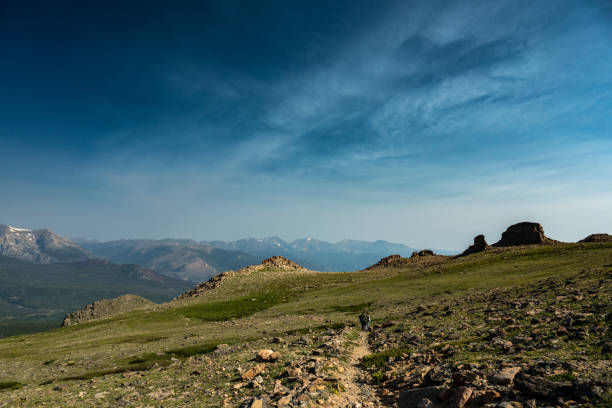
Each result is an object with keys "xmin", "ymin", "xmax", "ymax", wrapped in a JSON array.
[
  {"xmin": 493, "ymin": 222, "xmax": 556, "ymax": 247},
  {"xmin": 579, "ymin": 234, "xmax": 612, "ymax": 243},
  {"xmin": 0, "ymin": 225, "xmax": 92, "ymax": 264},
  {"xmin": 461, "ymin": 235, "xmax": 489, "ymax": 256},
  {"xmin": 62, "ymin": 294, "xmax": 154, "ymax": 327}
]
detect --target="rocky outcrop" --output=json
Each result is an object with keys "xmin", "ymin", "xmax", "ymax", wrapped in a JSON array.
[
  {"xmin": 62, "ymin": 294, "xmax": 154, "ymax": 327},
  {"xmin": 461, "ymin": 234, "xmax": 489, "ymax": 256},
  {"xmin": 411, "ymin": 249, "xmax": 435, "ymax": 258},
  {"xmin": 493, "ymin": 222, "xmax": 557, "ymax": 247},
  {"xmin": 176, "ymin": 256, "xmax": 306, "ymax": 300},
  {"xmin": 0, "ymin": 224, "xmax": 92, "ymax": 264},
  {"xmin": 261, "ymin": 256, "xmax": 304, "ymax": 270},
  {"xmin": 366, "ymin": 251, "xmax": 447, "ymax": 270},
  {"xmin": 579, "ymin": 233, "xmax": 612, "ymax": 243}
]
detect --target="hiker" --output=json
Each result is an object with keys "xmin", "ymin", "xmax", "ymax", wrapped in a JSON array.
[
  {"xmin": 359, "ymin": 312, "xmax": 367, "ymax": 331},
  {"xmin": 359, "ymin": 312, "xmax": 372, "ymax": 331}
]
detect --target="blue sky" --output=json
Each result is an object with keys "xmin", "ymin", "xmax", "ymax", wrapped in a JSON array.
[{"xmin": 1, "ymin": 0, "xmax": 611, "ymax": 250}]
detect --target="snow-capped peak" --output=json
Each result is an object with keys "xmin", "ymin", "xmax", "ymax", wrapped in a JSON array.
[{"xmin": 8, "ymin": 225, "xmax": 32, "ymax": 232}]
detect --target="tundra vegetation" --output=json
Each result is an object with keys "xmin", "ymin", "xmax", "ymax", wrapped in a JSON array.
[{"xmin": 0, "ymin": 241, "xmax": 610, "ymax": 407}]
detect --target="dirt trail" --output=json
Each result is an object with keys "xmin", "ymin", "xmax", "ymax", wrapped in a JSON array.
[{"xmin": 328, "ymin": 331, "xmax": 382, "ymax": 408}]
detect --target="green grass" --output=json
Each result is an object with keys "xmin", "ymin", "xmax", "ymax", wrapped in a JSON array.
[
  {"xmin": 547, "ymin": 372, "xmax": 576, "ymax": 382},
  {"xmin": 166, "ymin": 343, "xmax": 219, "ymax": 358},
  {"xmin": 327, "ymin": 302, "xmax": 373, "ymax": 313},
  {"xmin": 0, "ymin": 382, "xmax": 22, "ymax": 391},
  {"xmin": 175, "ymin": 292, "xmax": 285, "ymax": 321},
  {"xmin": 371, "ymin": 370, "xmax": 385, "ymax": 384},
  {"xmin": 361, "ymin": 347, "xmax": 412, "ymax": 369},
  {"xmin": 0, "ymin": 242, "xmax": 610, "ymax": 401}
]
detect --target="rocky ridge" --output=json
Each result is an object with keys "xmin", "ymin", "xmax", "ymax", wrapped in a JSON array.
[
  {"xmin": 366, "ymin": 251, "xmax": 448, "ymax": 270},
  {"xmin": 175, "ymin": 256, "xmax": 306, "ymax": 300},
  {"xmin": 579, "ymin": 234, "xmax": 612, "ymax": 243},
  {"xmin": 62, "ymin": 294, "xmax": 155, "ymax": 327}
]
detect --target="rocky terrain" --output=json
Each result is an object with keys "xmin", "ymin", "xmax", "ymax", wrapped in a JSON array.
[
  {"xmin": 364, "ymin": 267, "xmax": 611, "ymax": 408},
  {"xmin": 0, "ymin": 223, "xmax": 610, "ymax": 407},
  {"xmin": 0, "ymin": 225, "xmax": 92, "ymax": 264},
  {"xmin": 62, "ymin": 295, "xmax": 155, "ymax": 327}
]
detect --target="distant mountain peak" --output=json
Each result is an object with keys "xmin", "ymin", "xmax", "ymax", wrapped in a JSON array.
[{"xmin": 0, "ymin": 224, "xmax": 93, "ymax": 264}]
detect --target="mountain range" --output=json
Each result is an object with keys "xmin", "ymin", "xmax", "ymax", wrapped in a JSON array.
[
  {"xmin": 79, "ymin": 236, "xmax": 455, "ymax": 281},
  {"xmin": 75, "ymin": 239, "xmax": 260, "ymax": 282},
  {"xmin": 0, "ymin": 223, "xmax": 454, "ymax": 325},
  {"xmin": 204, "ymin": 237, "xmax": 428, "ymax": 272},
  {"xmin": 0, "ymin": 225, "xmax": 191, "ymax": 323}
]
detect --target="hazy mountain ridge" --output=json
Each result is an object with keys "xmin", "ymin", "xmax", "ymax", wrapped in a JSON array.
[
  {"xmin": 77, "ymin": 239, "xmax": 261, "ymax": 282},
  {"xmin": 204, "ymin": 237, "xmax": 456, "ymax": 271}
]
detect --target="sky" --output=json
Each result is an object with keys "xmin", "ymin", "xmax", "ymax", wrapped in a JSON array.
[{"xmin": 1, "ymin": 0, "xmax": 611, "ymax": 250}]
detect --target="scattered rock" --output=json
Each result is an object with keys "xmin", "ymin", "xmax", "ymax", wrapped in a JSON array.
[
  {"xmin": 452, "ymin": 370, "xmax": 479, "ymax": 385},
  {"xmin": 451, "ymin": 386, "xmax": 473, "ymax": 408},
  {"xmin": 472, "ymin": 389, "xmax": 501, "ymax": 404},
  {"xmin": 514, "ymin": 372, "xmax": 572, "ymax": 399},
  {"xmin": 256, "ymin": 349, "xmax": 274, "ymax": 361},
  {"xmin": 241, "ymin": 363, "xmax": 266, "ymax": 380},
  {"xmin": 398, "ymin": 386, "xmax": 443, "ymax": 408},
  {"xmin": 490, "ymin": 366, "xmax": 521, "ymax": 385}
]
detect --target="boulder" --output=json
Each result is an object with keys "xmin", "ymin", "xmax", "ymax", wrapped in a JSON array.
[
  {"xmin": 514, "ymin": 372, "xmax": 572, "ymax": 399},
  {"xmin": 451, "ymin": 386, "xmax": 473, "ymax": 408},
  {"xmin": 490, "ymin": 366, "xmax": 521, "ymax": 385},
  {"xmin": 461, "ymin": 235, "xmax": 489, "ymax": 256},
  {"xmin": 256, "ymin": 349, "xmax": 274, "ymax": 361},
  {"xmin": 493, "ymin": 222, "xmax": 556, "ymax": 247},
  {"xmin": 579, "ymin": 233, "xmax": 612, "ymax": 243},
  {"xmin": 399, "ymin": 386, "xmax": 443, "ymax": 408},
  {"xmin": 241, "ymin": 363, "xmax": 266, "ymax": 380}
]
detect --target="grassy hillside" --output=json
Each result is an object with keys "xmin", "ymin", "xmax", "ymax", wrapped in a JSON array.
[
  {"xmin": 0, "ymin": 243, "xmax": 610, "ymax": 407},
  {"xmin": 0, "ymin": 256, "xmax": 192, "ymax": 324}
]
